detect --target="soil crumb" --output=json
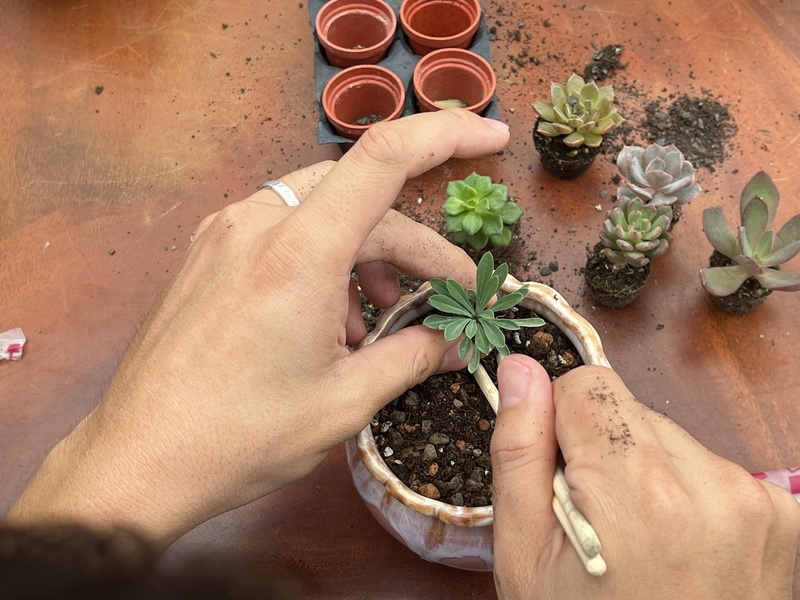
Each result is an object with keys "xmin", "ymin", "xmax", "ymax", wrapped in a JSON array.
[{"xmin": 582, "ymin": 44, "xmax": 625, "ymax": 82}]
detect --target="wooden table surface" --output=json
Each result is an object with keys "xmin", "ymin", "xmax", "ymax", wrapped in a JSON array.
[{"xmin": 1, "ymin": 0, "xmax": 798, "ymax": 597}]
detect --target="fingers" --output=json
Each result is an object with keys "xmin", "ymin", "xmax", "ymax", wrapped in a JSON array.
[
  {"xmin": 491, "ymin": 355, "xmax": 560, "ymax": 571},
  {"xmin": 345, "ymin": 278, "xmax": 368, "ymax": 345},
  {"xmin": 357, "ymin": 209, "xmax": 479, "ymax": 289},
  {"xmin": 293, "ymin": 110, "xmax": 510, "ymax": 268},
  {"xmin": 251, "ymin": 160, "xmax": 337, "ymax": 206},
  {"xmin": 357, "ymin": 261, "xmax": 400, "ymax": 309}
]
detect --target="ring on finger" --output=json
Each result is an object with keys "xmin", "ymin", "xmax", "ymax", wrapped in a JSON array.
[{"xmin": 258, "ymin": 179, "xmax": 300, "ymax": 207}]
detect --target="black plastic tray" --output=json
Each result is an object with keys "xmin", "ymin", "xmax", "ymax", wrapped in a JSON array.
[{"xmin": 308, "ymin": 0, "xmax": 499, "ymax": 145}]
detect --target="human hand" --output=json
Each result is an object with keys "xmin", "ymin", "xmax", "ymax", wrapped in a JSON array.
[
  {"xmin": 491, "ymin": 359, "xmax": 800, "ymax": 599},
  {"xmin": 8, "ymin": 110, "xmax": 510, "ymax": 546}
]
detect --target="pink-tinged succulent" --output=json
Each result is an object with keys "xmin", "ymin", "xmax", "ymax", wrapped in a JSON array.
[
  {"xmin": 700, "ymin": 171, "xmax": 800, "ymax": 296},
  {"xmin": 599, "ymin": 197, "xmax": 672, "ymax": 269},
  {"xmin": 616, "ymin": 143, "xmax": 702, "ymax": 208}
]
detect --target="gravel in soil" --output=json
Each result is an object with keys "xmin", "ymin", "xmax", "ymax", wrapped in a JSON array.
[{"xmin": 374, "ymin": 305, "xmax": 583, "ymax": 507}]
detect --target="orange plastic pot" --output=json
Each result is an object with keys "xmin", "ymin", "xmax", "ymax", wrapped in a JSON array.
[
  {"xmin": 316, "ymin": 0, "xmax": 397, "ymax": 68},
  {"xmin": 413, "ymin": 48, "xmax": 496, "ymax": 114},
  {"xmin": 322, "ymin": 65, "xmax": 406, "ymax": 140},
  {"xmin": 400, "ymin": 0, "xmax": 481, "ymax": 55}
]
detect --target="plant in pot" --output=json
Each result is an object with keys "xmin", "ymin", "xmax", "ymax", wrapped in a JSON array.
[
  {"xmin": 616, "ymin": 143, "xmax": 702, "ymax": 229},
  {"xmin": 443, "ymin": 172, "xmax": 522, "ymax": 261},
  {"xmin": 584, "ymin": 197, "xmax": 672, "ymax": 308},
  {"xmin": 532, "ymin": 73, "xmax": 624, "ymax": 180},
  {"xmin": 699, "ymin": 170, "xmax": 800, "ymax": 314},
  {"xmin": 346, "ymin": 253, "xmax": 610, "ymax": 570}
]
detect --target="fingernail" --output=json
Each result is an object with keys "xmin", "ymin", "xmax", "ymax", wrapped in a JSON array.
[
  {"xmin": 437, "ymin": 342, "xmax": 464, "ymax": 373},
  {"xmin": 483, "ymin": 118, "xmax": 510, "ymax": 134},
  {"xmin": 499, "ymin": 359, "xmax": 530, "ymax": 409}
]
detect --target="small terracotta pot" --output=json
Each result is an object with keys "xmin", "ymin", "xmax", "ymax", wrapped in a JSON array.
[
  {"xmin": 400, "ymin": 0, "xmax": 481, "ymax": 55},
  {"xmin": 316, "ymin": 0, "xmax": 397, "ymax": 68},
  {"xmin": 413, "ymin": 48, "xmax": 495, "ymax": 115},
  {"xmin": 346, "ymin": 276, "xmax": 610, "ymax": 570},
  {"xmin": 322, "ymin": 65, "xmax": 405, "ymax": 140}
]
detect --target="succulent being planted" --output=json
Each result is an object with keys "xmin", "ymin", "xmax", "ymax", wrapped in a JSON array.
[
  {"xmin": 532, "ymin": 74, "xmax": 624, "ymax": 179},
  {"xmin": 616, "ymin": 143, "xmax": 702, "ymax": 227},
  {"xmin": 585, "ymin": 197, "xmax": 672, "ymax": 308},
  {"xmin": 423, "ymin": 253, "xmax": 544, "ymax": 373},
  {"xmin": 443, "ymin": 173, "xmax": 523, "ymax": 251},
  {"xmin": 699, "ymin": 170, "xmax": 800, "ymax": 314}
]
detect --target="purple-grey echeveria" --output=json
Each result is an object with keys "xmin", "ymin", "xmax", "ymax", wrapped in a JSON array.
[
  {"xmin": 616, "ymin": 143, "xmax": 701, "ymax": 208},
  {"xmin": 700, "ymin": 171, "xmax": 800, "ymax": 296}
]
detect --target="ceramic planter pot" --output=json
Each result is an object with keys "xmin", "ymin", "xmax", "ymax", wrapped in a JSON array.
[
  {"xmin": 322, "ymin": 65, "xmax": 405, "ymax": 140},
  {"xmin": 413, "ymin": 49, "xmax": 496, "ymax": 115},
  {"xmin": 400, "ymin": 0, "xmax": 481, "ymax": 55},
  {"xmin": 316, "ymin": 0, "xmax": 397, "ymax": 68},
  {"xmin": 346, "ymin": 275, "xmax": 609, "ymax": 570},
  {"xmin": 532, "ymin": 118, "xmax": 600, "ymax": 180}
]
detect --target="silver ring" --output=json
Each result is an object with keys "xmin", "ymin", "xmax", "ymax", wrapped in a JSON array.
[{"xmin": 258, "ymin": 180, "xmax": 300, "ymax": 206}]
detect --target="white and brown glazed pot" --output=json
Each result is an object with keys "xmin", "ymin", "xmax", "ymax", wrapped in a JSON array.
[{"xmin": 345, "ymin": 275, "xmax": 610, "ymax": 571}]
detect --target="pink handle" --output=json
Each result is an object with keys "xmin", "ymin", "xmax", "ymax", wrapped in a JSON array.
[{"xmin": 752, "ymin": 467, "xmax": 800, "ymax": 502}]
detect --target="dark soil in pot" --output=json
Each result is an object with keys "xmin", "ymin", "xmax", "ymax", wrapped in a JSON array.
[
  {"xmin": 459, "ymin": 221, "xmax": 521, "ymax": 266},
  {"xmin": 707, "ymin": 250, "xmax": 772, "ymax": 315},
  {"xmin": 584, "ymin": 242, "xmax": 650, "ymax": 308},
  {"xmin": 532, "ymin": 118, "xmax": 600, "ymax": 180},
  {"xmin": 373, "ymin": 307, "xmax": 583, "ymax": 507}
]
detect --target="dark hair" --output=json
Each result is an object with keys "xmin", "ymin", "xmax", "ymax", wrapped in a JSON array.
[{"xmin": 0, "ymin": 524, "xmax": 296, "ymax": 599}]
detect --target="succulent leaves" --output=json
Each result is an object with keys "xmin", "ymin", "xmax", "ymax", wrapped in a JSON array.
[
  {"xmin": 444, "ymin": 173, "xmax": 523, "ymax": 250},
  {"xmin": 700, "ymin": 171, "xmax": 800, "ymax": 295},
  {"xmin": 599, "ymin": 197, "xmax": 672, "ymax": 269},
  {"xmin": 423, "ymin": 253, "xmax": 544, "ymax": 373},
  {"xmin": 616, "ymin": 143, "xmax": 702, "ymax": 208},
  {"xmin": 533, "ymin": 73, "xmax": 624, "ymax": 148}
]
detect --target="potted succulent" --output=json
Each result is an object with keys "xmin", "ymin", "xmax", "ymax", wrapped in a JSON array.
[
  {"xmin": 443, "ymin": 172, "xmax": 522, "ymax": 255},
  {"xmin": 413, "ymin": 49, "xmax": 496, "ymax": 115},
  {"xmin": 400, "ymin": 0, "xmax": 481, "ymax": 56},
  {"xmin": 322, "ymin": 65, "xmax": 406, "ymax": 140},
  {"xmin": 584, "ymin": 197, "xmax": 672, "ymax": 308},
  {"xmin": 616, "ymin": 143, "xmax": 702, "ymax": 228},
  {"xmin": 699, "ymin": 170, "xmax": 800, "ymax": 314},
  {"xmin": 346, "ymin": 254, "xmax": 610, "ymax": 570},
  {"xmin": 315, "ymin": 0, "xmax": 397, "ymax": 68},
  {"xmin": 532, "ymin": 73, "xmax": 624, "ymax": 179}
]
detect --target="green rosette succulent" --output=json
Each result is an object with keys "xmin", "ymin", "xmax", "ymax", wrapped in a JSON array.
[
  {"xmin": 533, "ymin": 73, "xmax": 624, "ymax": 148},
  {"xmin": 616, "ymin": 143, "xmax": 702, "ymax": 207},
  {"xmin": 700, "ymin": 171, "xmax": 800, "ymax": 295},
  {"xmin": 443, "ymin": 173, "xmax": 523, "ymax": 251},
  {"xmin": 599, "ymin": 197, "xmax": 672, "ymax": 268},
  {"xmin": 423, "ymin": 253, "xmax": 544, "ymax": 373}
]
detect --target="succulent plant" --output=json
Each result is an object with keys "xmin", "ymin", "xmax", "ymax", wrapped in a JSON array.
[
  {"xmin": 533, "ymin": 73, "xmax": 624, "ymax": 148},
  {"xmin": 699, "ymin": 171, "xmax": 800, "ymax": 295},
  {"xmin": 423, "ymin": 253, "xmax": 544, "ymax": 373},
  {"xmin": 599, "ymin": 197, "xmax": 672, "ymax": 268},
  {"xmin": 443, "ymin": 173, "xmax": 523, "ymax": 251},
  {"xmin": 616, "ymin": 143, "xmax": 702, "ymax": 207}
]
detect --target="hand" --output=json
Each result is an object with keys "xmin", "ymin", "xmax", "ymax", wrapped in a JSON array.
[
  {"xmin": 7, "ymin": 110, "xmax": 510, "ymax": 546},
  {"xmin": 491, "ymin": 359, "xmax": 800, "ymax": 599}
]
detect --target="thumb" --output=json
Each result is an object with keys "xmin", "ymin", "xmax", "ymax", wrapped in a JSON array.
[
  {"xmin": 491, "ymin": 355, "xmax": 559, "ymax": 590},
  {"xmin": 340, "ymin": 325, "xmax": 463, "ymax": 423}
]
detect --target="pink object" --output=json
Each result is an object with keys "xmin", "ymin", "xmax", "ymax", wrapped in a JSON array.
[
  {"xmin": 0, "ymin": 328, "xmax": 26, "ymax": 361},
  {"xmin": 752, "ymin": 467, "xmax": 800, "ymax": 501},
  {"xmin": 347, "ymin": 276, "xmax": 610, "ymax": 570}
]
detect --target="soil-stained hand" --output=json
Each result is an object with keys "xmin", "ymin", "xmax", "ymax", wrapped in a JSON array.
[
  {"xmin": 7, "ymin": 110, "xmax": 510, "ymax": 546},
  {"xmin": 491, "ymin": 358, "xmax": 800, "ymax": 600}
]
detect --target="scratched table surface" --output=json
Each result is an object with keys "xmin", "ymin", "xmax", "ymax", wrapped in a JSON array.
[{"xmin": 1, "ymin": 0, "xmax": 799, "ymax": 597}]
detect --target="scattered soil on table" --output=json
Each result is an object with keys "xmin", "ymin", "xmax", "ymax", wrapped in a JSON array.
[
  {"xmin": 642, "ymin": 93, "xmax": 738, "ymax": 171},
  {"xmin": 374, "ymin": 305, "xmax": 583, "ymax": 507},
  {"xmin": 582, "ymin": 44, "xmax": 625, "ymax": 82}
]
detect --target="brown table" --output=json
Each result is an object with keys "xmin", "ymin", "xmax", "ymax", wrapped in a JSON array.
[{"xmin": 2, "ymin": 0, "xmax": 798, "ymax": 597}]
